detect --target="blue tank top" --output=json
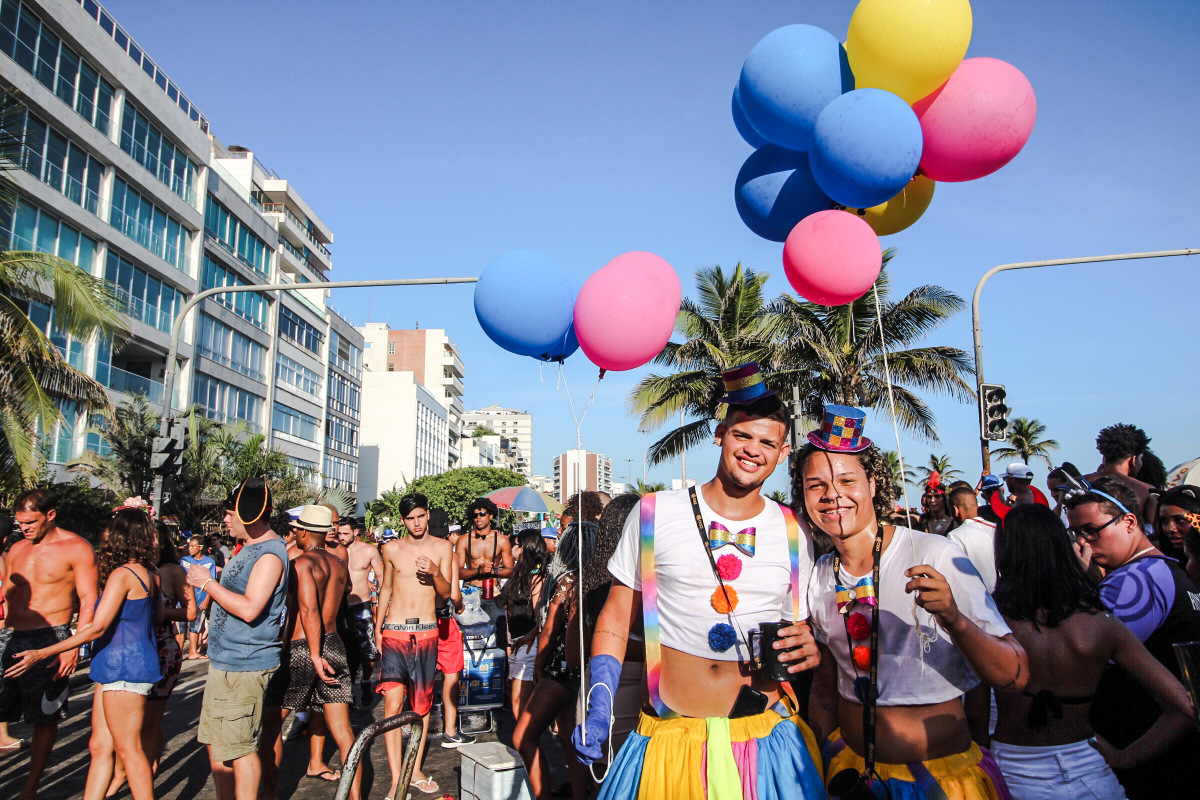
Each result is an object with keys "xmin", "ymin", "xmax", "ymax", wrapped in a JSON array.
[
  {"xmin": 90, "ymin": 566, "xmax": 163, "ymax": 685},
  {"xmin": 207, "ymin": 537, "xmax": 289, "ymax": 672}
]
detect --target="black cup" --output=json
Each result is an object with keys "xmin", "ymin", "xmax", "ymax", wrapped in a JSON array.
[
  {"xmin": 749, "ymin": 620, "xmax": 794, "ymax": 681},
  {"xmin": 828, "ymin": 768, "xmax": 883, "ymax": 800}
]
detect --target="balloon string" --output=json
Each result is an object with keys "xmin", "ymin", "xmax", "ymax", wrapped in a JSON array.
[{"xmin": 871, "ymin": 283, "xmax": 936, "ymax": 664}]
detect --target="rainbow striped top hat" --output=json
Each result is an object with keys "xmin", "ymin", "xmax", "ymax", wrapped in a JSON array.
[
  {"xmin": 718, "ymin": 362, "xmax": 777, "ymax": 405},
  {"xmin": 808, "ymin": 405, "xmax": 872, "ymax": 452}
]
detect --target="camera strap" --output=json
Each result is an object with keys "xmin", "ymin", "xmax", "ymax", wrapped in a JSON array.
[
  {"xmin": 833, "ymin": 526, "xmax": 884, "ymax": 780},
  {"xmin": 689, "ymin": 487, "xmax": 752, "ymax": 655}
]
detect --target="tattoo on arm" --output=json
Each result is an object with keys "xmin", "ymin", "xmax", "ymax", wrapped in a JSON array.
[
  {"xmin": 596, "ymin": 628, "xmax": 629, "ymax": 643},
  {"xmin": 1002, "ymin": 637, "xmax": 1022, "ymax": 689}
]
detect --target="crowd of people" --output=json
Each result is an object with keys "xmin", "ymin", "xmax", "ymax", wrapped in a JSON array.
[{"xmin": 1, "ymin": 361, "xmax": 1198, "ymax": 800}]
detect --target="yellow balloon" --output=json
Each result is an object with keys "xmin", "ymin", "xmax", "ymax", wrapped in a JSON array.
[
  {"xmin": 844, "ymin": 175, "xmax": 935, "ymax": 236},
  {"xmin": 845, "ymin": 0, "xmax": 973, "ymax": 104}
]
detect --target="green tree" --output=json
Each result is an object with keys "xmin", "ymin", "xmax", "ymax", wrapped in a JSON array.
[
  {"xmin": 767, "ymin": 489, "xmax": 790, "ymax": 505},
  {"xmin": 991, "ymin": 417, "xmax": 1059, "ymax": 469},
  {"xmin": 632, "ymin": 480, "xmax": 668, "ymax": 496},
  {"xmin": 771, "ymin": 257, "xmax": 974, "ymax": 444},
  {"xmin": 881, "ymin": 450, "xmax": 916, "ymax": 489},
  {"xmin": 629, "ymin": 263, "xmax": 785, "ymax": 465},
  {"xmin": 69, "ymin": 393, "xmax": 159, "ymax": 499},
  {"xmin": 471, "ymin": 425, "xmax": 498, "ymax": 437},
  {"xmin": 914, "ymin": 453, "xmax": 963, "ymax": 487},
  {"xmin": 368, "ymin": 467, "xmax": 529, "ymax": 531}
]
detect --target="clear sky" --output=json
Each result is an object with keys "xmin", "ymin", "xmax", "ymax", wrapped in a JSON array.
[{"xmin": 105, "ymin": 0, "xmax": 1200, "ymax": 499}]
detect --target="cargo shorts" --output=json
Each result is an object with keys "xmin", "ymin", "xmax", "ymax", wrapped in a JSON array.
[{"xmin": 197, "ymin": 666, "xmax": 276, "ymax": 762}]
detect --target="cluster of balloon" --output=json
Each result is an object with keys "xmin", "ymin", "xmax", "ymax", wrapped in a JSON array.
[
  {"xmin": 732, "ymin": 0, "xmax": 1036, "ymax": 307},
  {"xmin": 474, "ymin": 250, "xmax": 681, "ymax": 374}
]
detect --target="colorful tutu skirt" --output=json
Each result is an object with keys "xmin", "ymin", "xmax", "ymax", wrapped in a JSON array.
[
  {"xmin": 823, "ymin": 731, "xmax": 1011, "ymax": 800},
  {"xmin": 596, "ymin": 702, "xmax": 826, "ymax": 799}
]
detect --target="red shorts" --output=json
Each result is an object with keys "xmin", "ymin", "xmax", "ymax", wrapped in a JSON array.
[
  {"xmin": 437, "ymin": 616, "xmax": 464, "ymax": 674},
  {"xmin": 377, "ymin": 628, "xmax": 438, "ymax": 716}
]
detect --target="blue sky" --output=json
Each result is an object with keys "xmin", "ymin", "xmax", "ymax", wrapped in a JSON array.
[{"xmin": 106, "ymin": 0, "xmax": 1200, "ymax": 499}]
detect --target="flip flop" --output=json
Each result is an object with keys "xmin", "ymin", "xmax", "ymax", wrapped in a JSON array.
[
  {"xmin": 0, "ymin": 739, "xmax": 25, "ymax": 751},
  {"xmin": 305, "ymin": 769, "xmax": 341, "ymax": 782},
  {"xmin": 413, "ymin": 777, "xmax": 440, "ymax": 794}
]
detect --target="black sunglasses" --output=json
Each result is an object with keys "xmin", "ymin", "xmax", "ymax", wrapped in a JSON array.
[{"xmin": 471, "ymin": 511, "xmax": 490, "ymax": 518}]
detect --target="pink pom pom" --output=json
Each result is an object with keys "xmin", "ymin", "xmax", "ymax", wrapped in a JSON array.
[{"xmin": 716, "ymin": 554, "xmax": 743, "ymax": 581}]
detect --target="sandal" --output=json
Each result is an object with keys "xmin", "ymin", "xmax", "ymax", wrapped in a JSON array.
[
  {"xmin": 413, "ymin": 777, "xmax": 440, "ymax": 794},
  {"xmin": 305, "ymin": 769, "xmax": 341, "ymax": 782}
]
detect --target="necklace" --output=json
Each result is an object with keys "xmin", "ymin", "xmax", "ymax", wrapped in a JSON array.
[{"xmin": 1129, "ymin": 545, "xmax": 1157, "ymax": 561}]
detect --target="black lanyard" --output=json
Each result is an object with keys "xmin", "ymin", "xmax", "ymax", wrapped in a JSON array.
[
  {"xmin": 688, "ymin": 487, "xmax": 751, "ymax": 655},
  {"xmin": 833, "ymin": 527, "xmax": 884, "ymax": 779}
]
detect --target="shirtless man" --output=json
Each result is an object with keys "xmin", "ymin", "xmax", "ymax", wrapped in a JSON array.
[
  {"xmin": 376, "ymin": 493, "xmax": 454, "ymax": 797},
  {"xmin": 339, "ymin": 517, "xmax": 383, "ymax": 705},
  {"xmin": 458, "ymin": 498, "xmax": 514, "ymax": 591},
  {"xmin": 1, "ymin": 488, "xmax": 99, "ymax": 800},
  {"xmin": 1086, "ymin": 423, "xmax": 1155, "ymax": 521},
  {"xmin": 261, "ymin": 505, "xmax": 357, "ymax": 798}
]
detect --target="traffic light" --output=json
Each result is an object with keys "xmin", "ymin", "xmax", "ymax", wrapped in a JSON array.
[
  {"xmin": 151, "ymin": 417, "xmax": 184, "ymax": 475},
  {"xmin": 979, "ymin": 383, "xmax": 1009, "ymax": 441}
]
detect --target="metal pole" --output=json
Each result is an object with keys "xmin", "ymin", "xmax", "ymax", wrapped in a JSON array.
[
  {"xmin": 333, "ymin": 711, "xmax": 423, "ymax": 800},
  {"xmin": 151, "ymin": 276, "xmax": 478, "ymax": 512},
  {"xmin": 972, "ymin": 248, "xmax": 1197, "ymax": 473}
]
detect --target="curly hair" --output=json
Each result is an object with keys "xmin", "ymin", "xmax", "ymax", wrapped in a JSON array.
[
  {"xmin": 1064, "ymin": 476, "xmax": 1142, "ymax": 528},
  {"xmin": 562, "ymin": 491, "xmax": 604, "ymax": 524},
  {"xmin": 155, "ymin": 522, "xmax": 179, "ymax": 567},
  {"xmin": 502, "ymin": 529, "xmax": 549, "ymax": 617},
  {"xmin": 1136, "ymin": 449, "xmax": 1167, "ymax": 490},
  {"xmin": 1096, "ymin": 423, "xmax": 1150, "ymax": 463},
  {"xmin": 790, "ymin": 443, "xmax": 897, "ymax": 555},
  {"xmin": 98, "ymin": 508, "xmax": 159, "ymax": 589},
  {"xmin": 466, "ymin": 497, "xmax": 499, "ymax": 522}
]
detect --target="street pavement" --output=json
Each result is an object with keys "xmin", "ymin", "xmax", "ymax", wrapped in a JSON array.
[{"xmin": 0, "ymin": 659, "xmax": 568, "ymax": 799}]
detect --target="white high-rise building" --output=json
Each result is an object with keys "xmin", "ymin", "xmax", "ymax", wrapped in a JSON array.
[
  {"xmin": 553, "ymin": 448, "xmax": 612, "ymax": 503},
  {"xmin": 357, "ymin": 370, "xmax": 448, "ymax": 510},
  {"xmin": 463, "ymin": 404, "xmax": 533, "ymax": 478}
]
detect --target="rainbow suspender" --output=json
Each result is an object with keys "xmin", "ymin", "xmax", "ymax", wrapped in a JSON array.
[{"xmin": 640, "ymin": 493, "xmax": 802, "ymax": 718}]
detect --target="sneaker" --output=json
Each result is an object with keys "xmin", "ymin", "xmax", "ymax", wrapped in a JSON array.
[{"xmin": 440, "ymin": 731, "xmax": 475, "ymax": 748}]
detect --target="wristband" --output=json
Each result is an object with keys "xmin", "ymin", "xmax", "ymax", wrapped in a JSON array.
[{"xmin": 200, "ymin": 578, "xmax": 212, "ymax": 593}]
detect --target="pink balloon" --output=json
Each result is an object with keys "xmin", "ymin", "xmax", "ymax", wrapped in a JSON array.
[
  {"xmin": 783, "ymin": 210, "xmax": 882, "ymax": 306},
  {"xmin": 913, "ymin": 57, "xmax": 1037, "ymax": 182},
  {"xmin": 574, "ymin": 252, "xmax": 682, "ymax": 372}
]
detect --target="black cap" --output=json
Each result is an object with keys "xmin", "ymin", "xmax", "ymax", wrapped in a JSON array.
[{"xmin": 223, "ymin": 476, "xmax": 272, "ymax": 525}]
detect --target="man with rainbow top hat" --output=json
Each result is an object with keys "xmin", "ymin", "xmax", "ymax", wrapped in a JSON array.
[
  {"xmin": 799, "ymin": 404, "xmax": 1027, "ymax": 800},
  {"xmin": 573, "ymin": 363, "xmax": 827, "ymax": 799}
]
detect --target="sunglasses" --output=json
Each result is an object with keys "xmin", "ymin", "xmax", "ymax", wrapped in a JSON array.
[{"xmin": 472, "ymin": 511, "xmax": 490, "ymax": 518}]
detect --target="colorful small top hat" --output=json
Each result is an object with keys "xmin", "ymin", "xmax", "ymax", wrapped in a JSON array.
[
  {"xmin": 808, "ymin": 405, "xmax": 872, "ymax": 452},
  {"xmin": 717, "ymin": 362, "xmax": 777, "ymax": 405}
]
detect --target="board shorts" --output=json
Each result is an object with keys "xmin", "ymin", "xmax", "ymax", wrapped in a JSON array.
[
  {"xmin": 265, "ymin": 633, "xmax": 353, "ymax": 710},
  {"xmin": 188, "ymin": 609, "xmax": 208, "ymax": 635},
  {"xmin": 0, "ymin": 625, "xmax": 73, "ymax": 724},
  {"xmin": 377, "ymin": 624, "xmax": 437, "ymax": 715},
  {"xmin": 437, "ymin": 616, "xmax": 464, "ymax": 674},
  {"xmin": 342, "ymin": 602, "xmax": 378, "ymax": 677},
  {"xmin": 597, "ymin": 698, "xmax": 826, "ymax": 800},
  {"xmin": 823, "ymin": 730, "xmax": 1011, "ymax": 800},
  {"xmin": 149, "ymin": 623, "xmax": 184, "ymax": 701}
]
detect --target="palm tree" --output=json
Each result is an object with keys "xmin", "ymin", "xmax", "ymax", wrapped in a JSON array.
[
  {"xmin": 766, "ymin": 489, "xmax": 790, "ymax": 505},
  {"xmin": 914, "ymin": 453, "xmax": 964, "ymax": 488},
  {"xmin": 628, "ymin": 263, "xmax": 792, "ymax": 465},
  {"xmin": 633, "ymin": 479, "xmax": 668, "ymax": 496},
  {"xmin": 69, "ymin": 393, "xmax": 159, "ymax": 499},
  {"xmin": 770, "ymin": 255, "xmax": 974, "ymax": 444},
  {"xmin": 0, "ymin": 88, "xmax": 128, "ymax": 491},
  {"xmin": 991, "ymin": 417, "xmax": 1059, "ymax": 469},
  {"xmin": 881, "ymin": 450, "xmax": 916, "ymax": 489}
]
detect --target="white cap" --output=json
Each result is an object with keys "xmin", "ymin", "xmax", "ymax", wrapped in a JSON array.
[{"xmin": 1005, "ymin": 463, "xmax": 1034, "ymax": 481}]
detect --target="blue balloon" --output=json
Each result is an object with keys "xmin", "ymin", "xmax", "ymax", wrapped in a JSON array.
[
  {"xmin": 537, "ymin": 324, "xmax": 579, "ymax": 363},
  {"xmin": 731, "ymin": 85, "xmax": 767, "ymax": 149},
  {"xmin": 810, "ymin": 89, "xmax": 923, "ymax": 209},
  {"xmin": 475, "ymin": 250, "xmax": 580, "ymax": 359},
  {"xmin": 738, "ymin": 25, "xmax": 853, "ymax": 152},
  {"xmin": 735, "ymin": 145, "xmax": 834, "ymax": 242}
]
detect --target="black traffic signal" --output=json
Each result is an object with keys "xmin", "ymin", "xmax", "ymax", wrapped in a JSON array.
[
  {"xmin": 979, "ymin": 383, "xmax": 1009, "ymax": 441},
  {"xmin": 151, "ymin": 417, "xmax": 183, "ymax": 475}
]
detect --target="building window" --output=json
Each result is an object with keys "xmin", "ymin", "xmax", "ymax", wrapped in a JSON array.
[
  {"xmin": 3, "ymin": 104, "xmax": 103, "ymax": 214},
  {"xmin": 272, "ymin": 401, "xmax": 319, "ymax": 442},
  {"xmin": 2, "ymin": 198, "xmax": 97, "ymax": 271},
  {"xmin": 387, "ymin": 341, "xmax": 395, "ymax": 355},
  {"xmin": 325, "ymin": 416, "xmax": 359, "ymax": 457},
  {"xmin": 110, "ymin": 178, "xmax": 191, "ymax": 272},
  {"xmin": 276, "ymin": 353, "xmax": 321, "ymax": 396},
  {"xmin": 330, "ymin": 330, "xmax": 362, "ymax": 378},
  {"xmin": 201, "ymin": 256, "xmax": 267, "ymax": 330},
  {"xmin": 323, "ymin": 454, "xmax": 357, "ymax": 492},
  {"xmin": 119, "ymin": 103, "xmax": 198, "ymax": 203},
  {"xmin": 278, "ymin": 306, "xmax": 324, "ymax": 354},
  {"xmin": 327, "ymin": 371, "xmax": 360, "ymax": 418},
  {"xmin": 193, "ymin": 373, "xmax": 262, "ymax": 430},
  {"xmin": 197, "ymin": 314, "xmax": 266, "ymax": 382},
  {"xmin": 104, "ymin": 250, "xmax": 186, "ymax": 334},
  {"xmin": 386, "ymin": 364, "xmax": 394, "ymax": 372},
  {"xmin": 204, "ymin": 198, "xmax": 271, "ymax": 277}
]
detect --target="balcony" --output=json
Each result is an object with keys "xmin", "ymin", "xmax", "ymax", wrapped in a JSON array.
[
  {"xmin": 19, "ymin": 146, "xmax": 101, "ymax": 216},
  {"xmin": 110, "ymin": 206, "xmax": 192, "ymax": 276},
  {"xmin": 442, "ymin": 351, "xmax": 465, "ymax": 377},
  {"xmin": 260, "ymin": 203, "xmax": 332, "ymax": 266},
  {"xmin": 443, "ymin": 371, "xmax": 465, "ymax": 397},
  {"xmin": 101, "ymin": 362, "xmax": 164, "ymax": 405}
]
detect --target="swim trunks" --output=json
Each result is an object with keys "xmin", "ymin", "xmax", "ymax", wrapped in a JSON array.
[
  {"xmin": 377, "ymin": 625, "xmax": 438, "ymax": 715},
  {"xmin": 265, "ymin": 633, "xmax": 352, "ymax": 710},
  {"xmin": 0, "ymin": 625, "xmax": 74, "ymax": 724},
  {"xmin": 437, "ymin": 616, "xmax": 464, "ymax": 674},
  {"xmin": 342, "ymin": 601, "xmax": 378, "ymax": 676}
]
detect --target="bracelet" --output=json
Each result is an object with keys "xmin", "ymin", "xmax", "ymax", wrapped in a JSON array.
[{"xmin": 200, "ymin": 578, "xmax": 212, "ymax": 593}]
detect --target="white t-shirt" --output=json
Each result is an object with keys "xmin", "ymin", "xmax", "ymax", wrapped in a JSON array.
[
  {"xmin": 948, "ymin": 517, "xmax": 998, "ymax": 593},
  {"xmin": 807, "ymin": 526, "xmax": 1011, "ymax": 706},
  {"xmin": 608, "ymin": 487, "xmax": 815, "ymax": 664}
]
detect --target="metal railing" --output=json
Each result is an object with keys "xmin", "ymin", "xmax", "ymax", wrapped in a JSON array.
[
  {"xmin": 334, "ymin": 712, "xmax": 422, "ymax": 800},
  {"xmin": 109, "ymin": 206, "xmax": 191, "ymax": 274},
  {"xmin": 260, "ymin": 202, "xmax": 332, "ymax": 259},
  {"xmin": 19, "ymin": 146, "xmax": 102, "ymax": 215}
]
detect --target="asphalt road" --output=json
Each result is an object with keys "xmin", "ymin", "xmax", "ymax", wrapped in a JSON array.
[{"xmin": 0, "ymin": 659, "xmax": 564, "ymax": 800}]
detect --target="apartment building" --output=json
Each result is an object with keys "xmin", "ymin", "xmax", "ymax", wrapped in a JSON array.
[
  {"xmin": 357, "ymin": 369, "xmax": 448, "ymax": 512},
  {"xmin": 553, "ymin": 448, "xmax": 613, "ymax": 503},
  {"xmin": 4, "ymin": 0, "xmax": 362, "ymax": 501},
  {"xmin": 462, "ymin": 404, "xmax": 533, "ymax": 478}
]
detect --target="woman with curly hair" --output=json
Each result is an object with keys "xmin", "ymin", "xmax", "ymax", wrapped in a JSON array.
[
  {"xmin": 503, "ymin": 528, "xmax": 549, "ymax": 723},
  {"xmin": 5, "ymin": 504, "xmax": 163, "ymax": 800}
]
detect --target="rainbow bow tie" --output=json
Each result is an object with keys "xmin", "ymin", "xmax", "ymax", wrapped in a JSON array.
[
  {"xmin": 835, "ymin": 576, "xmax": 877, "ymax": 613},
  {"xmin": 709, "ymin": 522, "xmax": 756, "ymax": 557}
]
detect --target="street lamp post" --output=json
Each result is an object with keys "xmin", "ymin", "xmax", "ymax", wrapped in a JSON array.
[
  {"xmin": 972, "ymin": 248, "xmax": 1197, "ymax": 473},
  {"xmin": 151, "ymin": 276, "xmax": 478, "ymax": 512}
]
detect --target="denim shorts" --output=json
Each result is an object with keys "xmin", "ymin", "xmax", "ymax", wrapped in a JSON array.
[
  {"xmin": 101, "ymin": 680, "xmax": 155, "ymax": 696},
  {"xmin": 990, "ymin": 739, "xmax": 1127, "ymax": 800}
]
